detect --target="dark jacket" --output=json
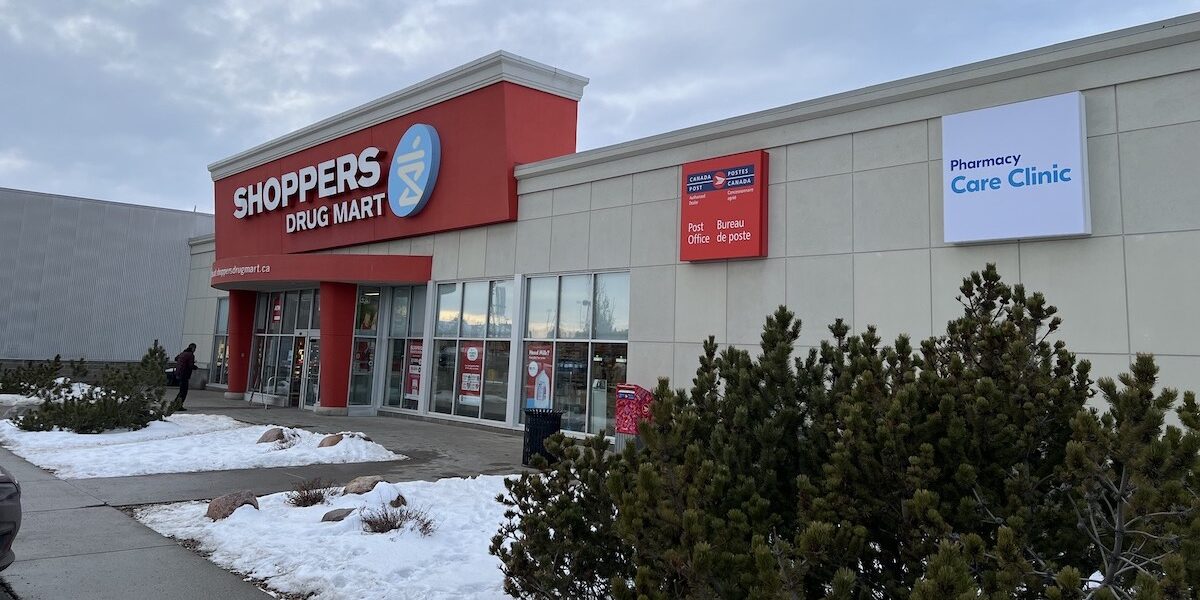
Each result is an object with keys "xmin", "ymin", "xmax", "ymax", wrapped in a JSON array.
[{"xmin": 175, "ymin": 350, "xmax": 196, "ymax": 379}]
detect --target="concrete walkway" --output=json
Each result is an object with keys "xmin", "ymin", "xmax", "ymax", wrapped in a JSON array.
[
  {"xmin": 0, "ymin": 389, "xmax": 529, "ymax": 598},
  {"xmin": 67, "ymin": 390, "xmax": 528, "ymax": 507},
  {"xmin": 0, "ymin": 446, "xmax": 269, "ymax": 600}
]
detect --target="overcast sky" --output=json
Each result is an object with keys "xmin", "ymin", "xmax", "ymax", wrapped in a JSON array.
[{"xmin": 0, "ymin": 1, "xmax": 1194, "ymax": 213}]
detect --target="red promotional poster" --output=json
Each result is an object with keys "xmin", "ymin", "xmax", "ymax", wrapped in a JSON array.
[
  {"xmin": 271, "ymin": 294, "xmax": 283, "ymax": 323},
  {"xmin": 405, "ymin": 340, "xmax": 423, "ymax": 397},
  {"xmin": 679, "ymin": 150, "xmax": 769, "ymax": 261},
  {"xmin": 458, "ymin": 341, "xmax": 483, "ymax": 406},
  {"xmin": 523, "ymin": 342, "xmax": 553, "ymax": 409}
]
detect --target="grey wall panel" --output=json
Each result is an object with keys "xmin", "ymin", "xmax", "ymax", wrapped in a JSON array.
[{"xmin": 0, "ymin": 188, "xmax": 213, "ymax": 362}]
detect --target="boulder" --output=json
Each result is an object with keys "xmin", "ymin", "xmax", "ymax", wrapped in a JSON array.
[
  {"xmin": 321, "ymin": 508, "xmax": 356, "ymax": 522},
  {"xmin": 206, "ymin": 491, "xmax": 259, "ymax": 521},
  {"xmin": 256, "ymin": 427, "xmax": 285, "ymax": 444},
  {"xmin": 317, "ymin": 434, "xmax": 343, "ymax": 448},
  {"xmin": 342, "ymin": 475, "xmax": 385, "ymax": 495}
]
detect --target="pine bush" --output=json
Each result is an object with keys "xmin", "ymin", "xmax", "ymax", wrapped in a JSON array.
[
  {"xmin": 491, "ymin": 264, "xmax": 1200, "ymax": 599},
  {"xmin": 15, "ymin": 341, "xmax": 173, "ymax": 434}
]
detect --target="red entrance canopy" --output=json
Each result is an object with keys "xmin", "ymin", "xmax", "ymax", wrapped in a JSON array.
[{"xmin": 209, "ymin": 254, "xmax": 432, "ymax": 291}]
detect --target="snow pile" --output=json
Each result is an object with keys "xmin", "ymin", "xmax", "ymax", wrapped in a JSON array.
[
  {"xmin": 0, "ymin": 414, "xmax": 404, "ymax": 478},
  {"xmin": 0, "ymin": 377, "xmax": 97, "ymax": 411},
  {"xmin": 137, "ymin": 476, "xmax": 511, "ymax": 600}
]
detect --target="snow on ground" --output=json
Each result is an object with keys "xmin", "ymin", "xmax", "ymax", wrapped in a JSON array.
[
  {"xmin": 0, "ymin": 414, "xmax": 404, "ymax": 478},
  {"xmin": 0, "ymin": 378, "xmax": 97, "ymax": 416},
  {"xmin": 136, "ymin": 476, "xmax": 511, "ymax": 600}
]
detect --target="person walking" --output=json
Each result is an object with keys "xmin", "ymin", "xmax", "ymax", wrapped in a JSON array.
[{"xmin": 173, "ymin": 343, "xmax": 197, "ymax": 411}]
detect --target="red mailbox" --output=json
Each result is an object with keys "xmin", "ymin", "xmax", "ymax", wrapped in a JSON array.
[{"xmin": 615, "ymin": 384, "xmax": 653, "ymax": 435}]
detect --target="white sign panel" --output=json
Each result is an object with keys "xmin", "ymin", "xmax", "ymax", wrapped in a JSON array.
[{"xmin": 942, "ymin": 92, "xmax": 1090, "ymax": 243}]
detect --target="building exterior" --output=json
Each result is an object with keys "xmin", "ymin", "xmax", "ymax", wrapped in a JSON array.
[
  {"xmin": 0, "ymin": 187, "xmax": 212, "ymax": 364},
  {"xmin": 185, "ymin": 13, "xmax": 1200, "ymax": 432}
]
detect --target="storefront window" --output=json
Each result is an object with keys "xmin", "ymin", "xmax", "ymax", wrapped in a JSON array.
[
  {"xmin": 487, "ymin": 280, "xmax": 513, "ymax": 338},
  {"xmin": 557, "ymin": 275, "xmax": 591, "ymax": 340},
  {"xmin": 385, "ymin": 285, "xmax": 426, "ymax": 410},
  {"xmin": 593, "ymin": 272, "xmax": 630, "ymax": 340},
  {"xmin": 209, "ymin": 297, "xmax": 230, "ymax": 385},
  {"xmin": 247, "ymin": 289, "xmax": 318, "ymax": 404},
  {"xmin": 435, "ymin": 284, "xmax": 460, "ymax": 337},
  {"xmin": 282, "ymin": 291, "xmax": 300, "ymax": 334},
  {"xmin": 519, "ymin": 272, "xmax": 630, "ymax": 433},
  {"xmin": 349, "ymin": 286, "xmax": 380, "ymax": 405},
  {"xmin": 482, "ymin": 341, "xmax": 510, "ymax": 421},
  {"xmin": 432, "ymin": 278, "xmax": 515, "ymax": 422},
  {"xmin": 355, "ymin": 287, "xmax": 380, "ymax": 335},
  {"xmin": 432, "ymin": 339, "xmax": 457, "ymax": 414},
  {"xmin": 460, "ymin": 281, "xmax": 488, "ymax": 338},
  {"xmin": 524, "ymin": 277, "xmax": 557, "ymax": 339},
  {"xmin": 296, "ymin": 290, "xmax": 313, "ymax": 330}
]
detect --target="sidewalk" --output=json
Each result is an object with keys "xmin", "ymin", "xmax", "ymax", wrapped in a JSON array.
[
  {"xmin": 0, "ymin": 446, "xmax": 269, "ymax": 600},
  {"xmin": 0, "ymin": 390, "xmax": 529, "ymax": 598}
]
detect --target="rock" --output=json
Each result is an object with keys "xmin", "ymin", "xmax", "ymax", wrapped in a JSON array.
[
  {"xmin": 256, "ymin": 427, "xmax": 285, "ymax": 443},
  {"xmin": 317, "ymin": 434, "xmax": 343, "ymax": 447},
  {"xmin": 342, "ymin": 475, "xmax": 385, "ymax": 495},
  {"xmin": 321, "ymin": 508, "xmax": 356, "ymax": 522},
  {"xmin": 389, "ymin": 493, "xmax": 407, "ymax": 508},
  {"xmin": 206, "ymin": 491, "xmax": 259, "ymax": 521}
]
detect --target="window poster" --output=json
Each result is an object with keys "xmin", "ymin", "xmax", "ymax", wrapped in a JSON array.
[
  {"xmin": 458, "ymin": 340, "xmax": 483, "ymax": 407},
  {"xmin": 524, "ymin": 342, "xmax": 553, "ymax": 409},
  {"xmin": 405, "ymin": 340, "xmax": 423, "ymax": 398}
]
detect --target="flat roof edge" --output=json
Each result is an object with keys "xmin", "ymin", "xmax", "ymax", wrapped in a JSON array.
[
  {"xmin": 515, "ymin": 11, "xmax": 1200, "ymax": 180},
  {"xmin": 208, "ymin": 51, "xmax": 589, "ymax": 181}
]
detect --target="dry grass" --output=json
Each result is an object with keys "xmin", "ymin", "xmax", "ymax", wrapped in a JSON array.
[
  {"xmin": 360, "ymin": 504, "xmax": 436, "ymax": 536},
  {"xmin": 285, "ymin": 478, "xmax": 336, "ymax": 507}
]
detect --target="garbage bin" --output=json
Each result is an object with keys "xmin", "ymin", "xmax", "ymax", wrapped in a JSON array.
[{"xmin": 522, "ymin": 409, "xmax": 563, "ymax": 466}]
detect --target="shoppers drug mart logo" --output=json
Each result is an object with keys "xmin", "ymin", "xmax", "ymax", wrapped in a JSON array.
[{"xmin": 388, "ymin": 123, "xmax": 441, "ymax": 218}]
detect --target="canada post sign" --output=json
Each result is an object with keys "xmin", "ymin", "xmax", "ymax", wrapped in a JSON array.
[
  {"xmin": 680, "ymin": 150, "xmax": 768, "ymax": 261},
  {"xmin": 942, "ymin": 92, "xmax": 1090, "ymax": 243}
]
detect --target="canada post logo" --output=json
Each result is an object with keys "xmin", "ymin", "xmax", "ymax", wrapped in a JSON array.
[
  {"xmin": 388, "ymin": 123, "xmax": 441, "ymax": 218},
  {"xmin": 686, "ymin": 164, "xmax": 754, "ymax": 194}
]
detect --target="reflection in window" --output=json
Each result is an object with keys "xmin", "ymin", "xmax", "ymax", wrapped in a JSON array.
[
  {"xmin": 524, "ymin": 277, "xmax": 557, "ymax": 339},
  {"xmin": 355, "ymin": 287, "xmax": 380, "ymax": 335},
  {"xmin": 435, "ymin": 284, "xmax": 461, "ymax": 337},
  {"xmin": 589, "ymin": 343, "xmax": 627, "ymax": 435},
  {"xmin": 349, "ymin": 338, "xmax": 375, "ymax": 405},
  {"xmin": 593, "ymin": 272, "xmax": 631, "ymax": 340},
  {"xmin": 557, "ymin": 275, "xmax": 591, "ymax": 339},
  {"xmin": 553, "ymin": 342, "xmax": 589, "ymax": 432},
  {"xmin": 409, "ymin": 286, "xmax": 426, "ymax": 337},
  {"xmin": 482, "ymin": 341, "xmax": 510, "ymax": 421},
  {"xmin": 487, "ymin": 280, "xmax": 513, "ymax": 339},
  {"xmin": 389, "ymin": 288, "xmax": 411, "ymax": 338},
  {"xmin": 460, "ymin": 281, "xmax": 488, "ymax": 339},
  {"xmin": 432, "ymin": 340, "xmax": 457, "ymax": 414}
]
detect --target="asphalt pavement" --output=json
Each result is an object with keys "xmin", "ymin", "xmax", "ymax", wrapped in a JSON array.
[{"xmin": 0, "ymin": 390, "xmax": 528, "ymax": 598}]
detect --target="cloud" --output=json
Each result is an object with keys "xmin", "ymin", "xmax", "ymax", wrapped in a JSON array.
[{"xmin": 0, "ymin": 148, "xmax": 31, "ymax": 174}]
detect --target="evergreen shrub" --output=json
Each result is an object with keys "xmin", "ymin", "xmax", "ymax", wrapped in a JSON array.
[{"xmin": 490, "ymin": 264, "xmax": 1200, "ymax": 599}]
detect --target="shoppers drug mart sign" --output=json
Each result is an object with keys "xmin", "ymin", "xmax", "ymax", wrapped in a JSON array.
[
  {"xmin": 230, "ymin": 123, "xmax": 442, "ymax": 235},
  {"xmin": 680, "ymin": 150, "xmax": 768, "ymax": 261},
  {"xmin": 942, "ymin": 92, "xmax": 1090, "ymax": 243}
]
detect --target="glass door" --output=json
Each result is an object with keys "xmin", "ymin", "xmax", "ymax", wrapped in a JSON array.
[{"xmin": 300, "ymin": 331, "xmax": 321, "ymax": 410}]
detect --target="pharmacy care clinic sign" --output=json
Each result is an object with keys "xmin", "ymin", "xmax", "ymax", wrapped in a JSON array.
[
  {"xmin": 942, "ymin": 92, "xmax": 1090, "ymax": 243},
  {"xmin": 679, "ymin": 150, "xmax": 768, "ymax": 261},
  {"xmin": 230, "ymin": 123, "xmax": 441, "ymax": 234}
]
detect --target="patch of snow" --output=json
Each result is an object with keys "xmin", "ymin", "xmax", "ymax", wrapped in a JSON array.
[
  {"xmin": 136, "ymin": 476, "xmax": 511, "ymax": 600},
  {"xmin": 1086, "ymin": 570, "xmax": 1103, "ymax": 589},
  {"xmin": 0, "ymin": 415, "xmax": 403, "ymax": 478}
]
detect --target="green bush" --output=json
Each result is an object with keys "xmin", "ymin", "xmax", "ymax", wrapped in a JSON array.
[
  {"xmin": 491, "ymin": 265, "xmax": 1200, "ymax": 599},
  {"xmin": 0, "ymin": 355, "xmax": 85, "ymax": 395},
  {"xmin": 14, "ymin": 341, "xmax": 173, "ymax": 434}
]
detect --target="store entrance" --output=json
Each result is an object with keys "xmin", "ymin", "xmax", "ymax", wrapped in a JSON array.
[{"xmin": 298, "ymin": 330, "xmax": 321, "ymax": 410}]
